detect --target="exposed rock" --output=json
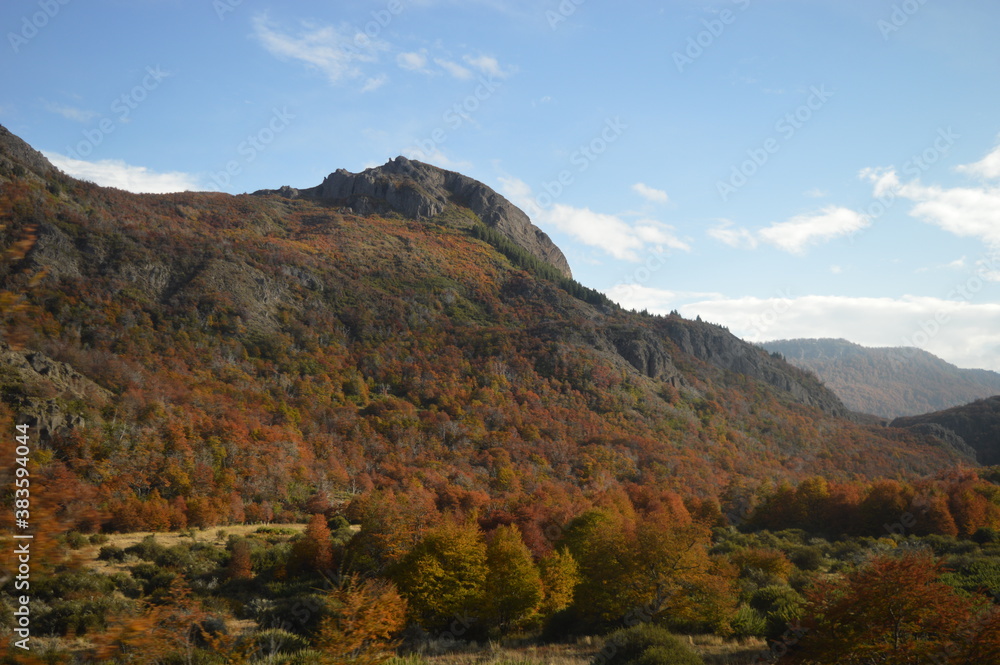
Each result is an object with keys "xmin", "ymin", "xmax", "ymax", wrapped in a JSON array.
[
  {"xmin": 660, "ymin": 317, "xmax": 852, "ymax": 418},
  {"xmin": 0, "ymin": 124, "xmax": 56, "ymax": 179},
  {"xmin": 606, "ymin": 326, "xmax": 681, "ymax": 383},
  {"xmin": 0, "ymin": 342, "xmax": 112, "ymax": 442},
  {"xmin": 261, "ymin": 156, "xmax": 572, "ymax": 279}
]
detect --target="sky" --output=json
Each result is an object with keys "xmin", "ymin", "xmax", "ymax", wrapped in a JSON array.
[{"xmin": 3, "ymin": 0, "xmax": 1000, "ymax": 370}]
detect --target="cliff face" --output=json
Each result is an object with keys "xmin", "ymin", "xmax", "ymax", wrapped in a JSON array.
[
  {"xmin": 662, "ymin": 319, "xmax": 851, "ymax": 419},
  {"xmin": 263, "ymin": 156, "xmax": 573, "ymax": 279}
]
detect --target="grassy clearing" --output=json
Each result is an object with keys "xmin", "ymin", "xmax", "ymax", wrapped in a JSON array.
[{"xmin": 387, "ymin": 634, "xmax": 768, "ymax": 665}]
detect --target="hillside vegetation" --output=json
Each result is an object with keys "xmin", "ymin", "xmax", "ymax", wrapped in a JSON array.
[{"xmin": 763, "ymin": 338, "xmax": 1000, "ymax": 418}]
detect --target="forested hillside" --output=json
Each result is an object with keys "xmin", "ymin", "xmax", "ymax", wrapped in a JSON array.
[{"xmin": 1, "ymin": 126, "xmax": 996, "ymax": 664}]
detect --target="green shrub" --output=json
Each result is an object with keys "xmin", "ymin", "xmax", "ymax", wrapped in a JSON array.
[
  {"xmin": 65, "ymin": 531, "xmax": 89, "ymax": 549},
  {"xmin": 125, "ymin": 534, "xmax": 166, "ymax": 561},
  {"xmin": 730, "ymin": 605, "xmax": 768, "ymax": 639},
  {"xmin": 90, "ymin": 533, "xmax": 110, "ymax": 545},
  {"xmin": 594, "ymin": 623, "xmax": 703, "ymax": 665},
  {"xmin": 98, "ymin": 545, "xmax": 127, "ymax": 562}
]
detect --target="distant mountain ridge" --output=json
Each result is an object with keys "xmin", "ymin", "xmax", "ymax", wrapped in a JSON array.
[{"xmin": 761, "ymin": 338, "xmax": 1000, "ymax": 418}]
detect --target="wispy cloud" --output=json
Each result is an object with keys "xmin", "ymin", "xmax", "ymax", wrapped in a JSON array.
[
  {"xmin": 757, "ymin": 206, "xmax": 869, "ymax": 255},
  {"xmin": 361, "ymin": 74, "xmax": 388, "ymax": 93},
  {"xmin": 862, "ymin": 147, "xmax": 1000, "ymax": 248},
  {"xmin": 463, "ymin": 54, "xmax": 514, "ymax": 79},
  {"xmin": 42, "ymin": 101, "xmax": 98, "ymax": 123},
  {"xmin": 252, "ymin": 14, "xmax": 387, "ymax": 86},
  {"xmin": 434, "ymin": 57, "xmax": 473, "ymax": 80},
  {"xmin": 955, "ymin": 140, "xmax": 1000, "ymax": 180},
  {"xmin": 632, "ymin": 182, "xmax": 669, "ymax": 204},
  {"xmin": 708, "ymin": 220, "xmax": 759, "ymax": 250},
  {"xmin": 43, "ymin": 152, "xmax": 200, "ymax": 194},
  {"xmin": 396, "ymin": 50, "xmax": 429, "ymax": 72},
  {"xmin": 499, "ymin": 176, "xmax": 689, "ymax": 262}
]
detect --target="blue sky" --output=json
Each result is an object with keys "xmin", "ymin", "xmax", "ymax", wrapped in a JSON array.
[{"xmin": 4, "ymin": 0, "xmax": 1000, "ymax": 369}]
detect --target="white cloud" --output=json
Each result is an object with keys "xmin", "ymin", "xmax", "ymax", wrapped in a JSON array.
[
  {"xmin": 434, "ymin": 58, "xmax": 473, "ymax": 80},
  {"xmin": 498, "ymin": 176, "xmax": 689, "ymax": 262},
  {"xmin": 708, "ymin": 220, "xmax": 758, "ymax": 249},
  {"xmin": 463, "ymin": 54, "xmax": 513, "ymax": 79},
  {"xmin": 402, "ymin": 145, "xmax": 471, "ymax": 171},
  {"xmin": 830, "ymin": 265, "xmax": 843, "ymax": 274},
  {"xmin": 252, "ymin": 14, "xmax": 386, "ymax": 85},
  {"xmin": 804, "ymin": 187, "xmax": 828, "ymax": 198},
  {"xmin": 43, "ymin": 152, "xmax": 200, "ymax": 194},
  {"xmin": 758, "ymin": 206, "xmax": 869, "ymax": 254},
  {"xmin": 861, "ymin": 143, "xmax": 1000, "ymax": 248},
  {"xmin": 42, "ymin": 101, "xmax": 98, "ymax": 123},
  {"xmin": 955, "ymin": 141, "xmax": 1000, "ymax": 180},
  {"xmin": 396, "ymin": 50, "xmax": 428, "ymax": 72},
  {"xmin": 631, "ymin": 182, "xmax": 669, "ymax": 204},
  {"xmin": 361, "ymin": 74, "xmax": 388, "ymax": 93},
  {"xmin": 604, "ymin": 284, "xmax": 722, "ymax": 312},
  {"xmin": 678, "ymin": 294, "xmax": 1000, "ymax": 371},
  {"xmin": 897, "ymin": 179, "xmax": 1000, "ymax": 247}
]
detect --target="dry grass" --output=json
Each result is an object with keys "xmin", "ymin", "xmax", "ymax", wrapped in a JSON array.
[
  {"xmin": 389, "ymin": 635, "xmax": 768, "ymax": 665},
  {"xmin": 79, "ymin": 523, "xmax": 307, "ymax": 575}
]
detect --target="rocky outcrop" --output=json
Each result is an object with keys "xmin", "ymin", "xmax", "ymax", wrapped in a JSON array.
[
  {"xmin": 0, "ymin": 342, "xmax": 112, "ymax": 442},
  {"xmin": 606, "ymin": 326, "xmax": 681, "ymax": 384},
  {"xmin": 0, "ymin": 125, "xmax": 56, "ymax": 180},
  {"xmin": 261, "ymin": 156, "xmax": 572, "ymax": 279},
  {"xmin": 660, "ymin": 317, "xmax": 851, "ymax": 418}
]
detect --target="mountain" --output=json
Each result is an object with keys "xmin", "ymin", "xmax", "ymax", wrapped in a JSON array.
[
  {"xmin": 891, "ymin": 396, "xmax": 1000, "ymax": 465},
  {"xmin": 761, "ymin": 338, "xmax": 1000, "ymax": 418},
  {"xmin": 0, "ymin": 127, "xmax": 973, "ymax": 531}
]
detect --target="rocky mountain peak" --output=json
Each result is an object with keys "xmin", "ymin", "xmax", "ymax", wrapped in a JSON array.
[
  {"xmin": 267, "ymin": 156, "xmax": 572, "ymax": 279},
  {"xmin": 0, "ymin": 124, "xmax": 56, "ymax": 180}
]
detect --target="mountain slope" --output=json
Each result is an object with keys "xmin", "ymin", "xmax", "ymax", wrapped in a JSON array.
[
  {"xmin": 891, "ymin": 396, "xmax": 1000, "ymax": 465},
  {"xmin": 0, "ymin": 127, "xmax": 972, "ymax": 531},
  {"xmin": 762, "ymin": 338, "xmax": 1000, "ymax": 418}
]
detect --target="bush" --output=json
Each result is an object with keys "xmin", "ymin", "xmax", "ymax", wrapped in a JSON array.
[
  {"xmin": 90, "ymin": 533, "xmax": 110, "ymax": 545},
  {"xmin": 98, "ymin": 545, "xmax": 126, "ymax": 562},
  {"xmin": 65, "ymin": 531, "xmax": 89, "ymax": 549},
  {"xmin": 595, "ymin": 624, "xmax": 703, "ymax": 665},
  {"xmin": 789, "ymin": 545, "xmax": 825, "ymax": 571},
  {"xmin": 730, "ymin": 605, "xmax": 767, "ymax": 639},
  {"xmin": 125, "ymin": 535, "xmax": 166, "ymax": 561}
]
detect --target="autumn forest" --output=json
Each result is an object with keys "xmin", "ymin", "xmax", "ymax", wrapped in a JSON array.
[{"xmin": 2, "ymin": 130, "xmax": 1000, "ymax": 664}]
